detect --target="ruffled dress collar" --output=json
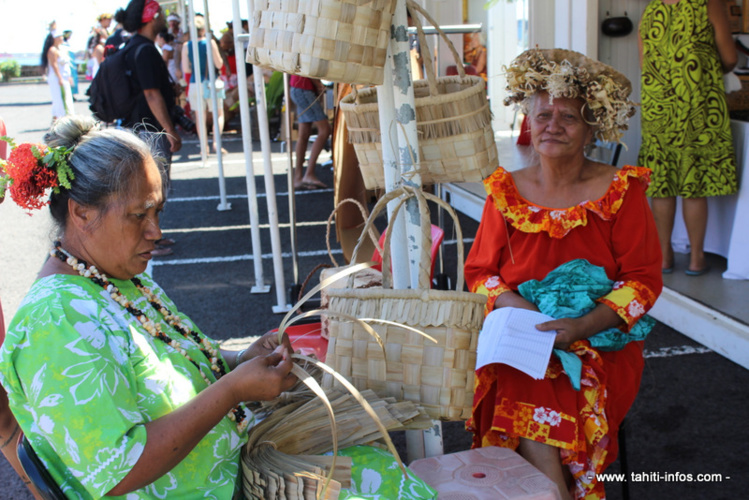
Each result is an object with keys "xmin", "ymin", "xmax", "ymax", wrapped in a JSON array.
[{"xmin": 483, "ymin": 165, "xmax": 651, "ymax": 238}]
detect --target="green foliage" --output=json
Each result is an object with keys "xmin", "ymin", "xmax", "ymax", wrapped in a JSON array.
[
  {"xmin": 43, "ymin": 146, "xmax": 76, "ymax": 193},
  {"xmin": 0, "ymin": 60, "xmax": 21, "ymax": 82}
]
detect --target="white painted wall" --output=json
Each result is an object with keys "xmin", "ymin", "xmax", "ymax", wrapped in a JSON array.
[{"xmin": 597, "ymin": 0, "xmax": 648, "ymax": 167}]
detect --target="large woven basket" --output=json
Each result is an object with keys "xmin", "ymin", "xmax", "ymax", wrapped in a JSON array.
[
  {"xmin": 246, "ymin": 0, "xmax": 397, "ymax": 86},
  {"xmin": 322, "ymin": 187, "xmax": 486, "ymax": 421},
  {"xmin": 339, "ymin": 2, "xmax": 498, "ymax": 189}
]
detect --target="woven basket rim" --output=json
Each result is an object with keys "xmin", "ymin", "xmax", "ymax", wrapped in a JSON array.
[
  {"xmin": 340, "ymin": 75, "xmax": 487, "ymax": 113},
  {"xmin": 324, "ymin": 287, "xmax": 487, "ymax": 305}
]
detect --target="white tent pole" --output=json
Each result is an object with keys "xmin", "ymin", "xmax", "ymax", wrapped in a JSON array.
[
  {"xmin": 283, "ymin": 73, "xmax": 299, "ymax": 286},
  {"xmin": 186, "ymin": 0, "xmax": 208, "ymax": 166},
  {"xmin": 232, "ymin": 0, "xmax": 269, "ymax": 294},
  {"xmin": 248, "ymin": 0, "xmax": 290, "ymax": 314},
  {"xmin": 201, "ymin": 0, "xmax": 230, "ymax": 211}
]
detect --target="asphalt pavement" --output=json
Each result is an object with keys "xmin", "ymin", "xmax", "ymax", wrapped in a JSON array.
[{"xmin": 0, "ymin": 81, "xmax": 748, "ymax": 499}]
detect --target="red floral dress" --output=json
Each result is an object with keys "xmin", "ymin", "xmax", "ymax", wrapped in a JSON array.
[{"xmin": 465, "ymin": 165, "xmax": 662, "ymax": 499}]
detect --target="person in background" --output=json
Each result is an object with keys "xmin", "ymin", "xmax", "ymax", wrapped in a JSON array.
[
  {"xmin": 166, "ymin": 12, "xmax": 184, "ymax": 42},
  {"xmin": 86, "ymin": 14, "xmax": 112, "ymax": 78},
  {"xmin": 639, "ymin": 0, "xmax": 738, "ymax": 276},
  {"xmin": 290, "ymin": 75, "xmax": 330, "ymax": 190},
  {"xmin": 181, "ymin": 15, "xmax": 225, "ymax": 155},
  {"xmin": 116, "ymin": 0, "xmax": 181, "ymax": 257},
  {"xmin": 62, "ymin": 30, "xmax": 83, "ymax": 99},
  {"xmin": 0, "ymin": 115, "xmax": 296, "ymax": 498},
  {"xmin": 41, "ymin": 30, "xmax": 74, "ymax": 121},
  {"xmin": 156, "ymin": 30, "xmax": 179, "ymax": 84},
  {"xmin": 116, "ymin": 0, "xmax": 181, "ymax": 173},
  {"xmin": 463, "ymin": 31, "xmax": 487, "ymax": 81},
  {"xmin": 464, "ymin": 48, "xmax": 661, "ymax": 499}
]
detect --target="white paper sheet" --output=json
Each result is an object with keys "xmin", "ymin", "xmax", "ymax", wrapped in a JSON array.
[{"xmin": 476, "ymin": 307, "xmax": 557, "ymax": 379}]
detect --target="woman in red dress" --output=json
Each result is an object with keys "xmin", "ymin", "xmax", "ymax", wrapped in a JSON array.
[{"xmin": 465, "ymin": 49, "xmax": 662, "ymax": 500}]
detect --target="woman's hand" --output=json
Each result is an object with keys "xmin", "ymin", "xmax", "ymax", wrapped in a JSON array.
[
  {"xmin": 535, "ymin": 304, "xmax": 624, "ymax": 351},
  {"xmin": 229, "ymin": 346, "xmax": 297, "ymax": 401},
  {"xmin": 238, "ymin": 330, "xmax": 293, "ymax": 364},
  {"xmin": 535, "ymin": 317, "xmax": 593, "ymax": 351}
]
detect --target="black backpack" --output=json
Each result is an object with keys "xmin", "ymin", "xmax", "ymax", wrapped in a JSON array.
[{"xmin": 87, "ymin": 41, "xmax": 144, "ymax": 123}]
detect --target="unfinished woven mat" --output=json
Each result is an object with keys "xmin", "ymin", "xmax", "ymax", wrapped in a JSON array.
[
  {"xmin": 322, "ymin": 187, "xmax": 486, "ymax": 420},
  {"xmin": 246, "ymin": 0, "xmax": 397, "ymax": 86},
  {"xmin": 339, "ymin": 1, "xmax": 498, "ymax": 189}
]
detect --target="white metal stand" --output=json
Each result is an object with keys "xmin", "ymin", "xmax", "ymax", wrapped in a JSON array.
[
  {"xmin": 248, "ymin": 0, "xmax": 291, "ymax": 314},
  {"xmin": 199, "ymin": 0, "xmax": 231, "ymax": 211},
  {"xmin": 231, "ymin": 0, "xmax": 268, "ymax": 294}
]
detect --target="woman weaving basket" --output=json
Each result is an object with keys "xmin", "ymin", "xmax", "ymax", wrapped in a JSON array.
[
  {"xmin": 0, "ymin": 116, "xmax": 297, "ymax": 498},
  {"xmin": 464, "ymin": 49, "xmax": 662, "ymax": 500}
]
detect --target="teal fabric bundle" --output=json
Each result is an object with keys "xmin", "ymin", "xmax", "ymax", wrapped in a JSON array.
[{"xmin": 517, "ymin": 259, "xmax": 655, "ymax": 390}]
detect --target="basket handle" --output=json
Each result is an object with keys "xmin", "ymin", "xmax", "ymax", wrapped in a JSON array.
[
  {"xmin": 350, "ymin": 186, "xmax": 469, "ymax": 291},
  {"xmin": 326, "ymin": 198, "xmax": 380, "ymax": 267},
  {"xmin": 407, "ymin": 0, "xmax": 467, "ymax": 97},
  {"xmin": 349, "ymin": 187, "xmax": 432, "ymax": 289},
  {"xmin": 378, "ymin": 188, "xmax": 432, "ymax": 289},
  {"xmin": 380, "ymin": 188, "xmax": 468, "ymax": 292}
]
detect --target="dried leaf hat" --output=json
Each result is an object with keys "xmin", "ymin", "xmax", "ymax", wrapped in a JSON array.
[{"xmin": 504, "ymin": 48, "xmax": 637, "ymax": 143}]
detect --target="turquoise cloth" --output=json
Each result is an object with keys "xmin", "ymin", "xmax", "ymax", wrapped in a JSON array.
[{"xmin": 517, "ymin": 259, "xmax": 655, "ymax": 390}]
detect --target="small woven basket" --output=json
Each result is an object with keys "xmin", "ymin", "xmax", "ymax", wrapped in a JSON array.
[
  {"xmin": 246, "ymin": 0, "xmax": 397, "ymax": 86},
  {"xmin": 322, "ymin": 187, "xmax": 486, "ymax": 421},
  {"xmin": 339, "ymin": 1, "xmax": 498, "ymax": 189}
]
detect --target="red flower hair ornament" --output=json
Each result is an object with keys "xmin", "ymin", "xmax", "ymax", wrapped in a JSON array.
[{"xmin": 0, "ymin": 137, "xmax": 75, "ymax": 213}]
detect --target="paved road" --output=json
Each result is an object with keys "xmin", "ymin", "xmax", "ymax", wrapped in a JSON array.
[{"xmin": 1, "ymin": 81, "xmax": 748, "ymax": 499}]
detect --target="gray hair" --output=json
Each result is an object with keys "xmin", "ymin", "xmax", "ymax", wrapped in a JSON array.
[{"xmin": 45, "ymin": 115, "xmax": 166, "ymax": 232}]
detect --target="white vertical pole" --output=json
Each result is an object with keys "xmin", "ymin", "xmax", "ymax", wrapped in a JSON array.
[
  {"xmin": 201, "ymin": 0, "xmax": 230, "ymax": 211},
  {"xmin": 186, "ymin": 0, "xmax": 208, "ymax": 165},
  {"xmin": 284, "ymin": 74, "xmax": 300, "ymax": 286},
  {"xmin": 388, "ymin": 0, "xmax": 442, "ymax": 461},
  {"xmin": 389, "ymin": 0, "xmax": 423, "ymax": 289},
  {"xmin": 249, "ymin": 0, "xmax": 291, "ymax": 313},
  {"xmin": 377, "ymin": 53, "xmax": 410, "ymax": 289},
  {"xmin": 232, "ymin": 0, "xmax": 269, "ymax": 293}
]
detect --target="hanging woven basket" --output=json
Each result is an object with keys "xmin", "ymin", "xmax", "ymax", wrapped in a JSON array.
[
  {"xmin": 245, "ymin": 0, "xmax": 397, "ymax": 86},
  {"xmin": 339, "ymin": 1, "xmax": 498, "ymax": 189},
  {"xmin": 322, "ymin": 187, "xmax": 486, "ymax": 421}
]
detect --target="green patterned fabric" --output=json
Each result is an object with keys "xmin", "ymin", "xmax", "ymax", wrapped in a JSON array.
[
  {"xmin": 638, "ymin": 0, "xmax": 738, "ymax": 198},
  {"xmin": 334, "ymin": 446, "xmax": 437, "ymax": 500},
  {"xmin": 0, "ymin": 273, "xmax": 251, "ymax": 499}
]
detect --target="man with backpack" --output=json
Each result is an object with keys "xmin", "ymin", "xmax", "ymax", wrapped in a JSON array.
[{"xmin": 113, "ymin": 0, "xmax": 181, "ymax": 172}]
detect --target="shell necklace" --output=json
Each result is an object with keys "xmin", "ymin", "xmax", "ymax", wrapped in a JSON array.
[{"xmin": 52, "ymin": 242, "xmax": 249, "ymax": 432}]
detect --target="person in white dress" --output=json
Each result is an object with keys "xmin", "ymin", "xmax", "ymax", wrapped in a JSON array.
[{"xmin": 42, "ymin": 31, "xmax": 74, "ymax": 120}]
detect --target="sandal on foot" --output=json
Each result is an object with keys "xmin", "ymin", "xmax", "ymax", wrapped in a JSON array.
[{"xmin": 685, "ymin": 266, "xmax": 710, "ymax": 277}]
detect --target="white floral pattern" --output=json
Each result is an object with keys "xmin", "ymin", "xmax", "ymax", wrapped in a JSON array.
[
  {"xmin": 533, "ymin": 407, "xmax": 562, "ymax": 427},
  {"xmin": 0, "ymin": 273, "xmax": 250, "ymax": 499}
]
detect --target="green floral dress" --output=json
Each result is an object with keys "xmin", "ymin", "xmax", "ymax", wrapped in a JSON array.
[
  {"xmin": 638, "ymin": 0, "xmax": 738, "ymax": 198},
  {"xmin": 0, "ymin": 273, "xmax": 251, "ymax": 499}
]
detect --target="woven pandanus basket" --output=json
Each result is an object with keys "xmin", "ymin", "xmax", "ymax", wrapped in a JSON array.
[
  {"xmin": 339, "ymin": 1, "xmax": 498, "ymax": 189},
  {"xmin": 246, "ymin": 0, "xmax": 397, "ymax": 86},
  {"xmin": 322, "ymin": 187, "xmax": 486, "ymax": 421}
]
